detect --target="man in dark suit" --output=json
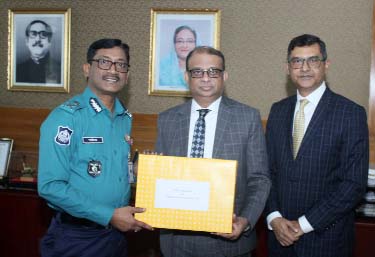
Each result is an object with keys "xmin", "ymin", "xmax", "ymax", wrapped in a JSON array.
[
  {"xmin": 265, "ymin": 34, "xmax": 369, "ymax": 257},
  {"xmin": 156, "ymin": 46, "xmax": 270, "ymax": 257},
  {"xmin": 16, "ymin": 20, "xmax": 61, "ymax": 84}
]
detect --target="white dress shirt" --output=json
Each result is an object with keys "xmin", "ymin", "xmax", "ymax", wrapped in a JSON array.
[
  {"xmin": 187, "ymin": 97, "xmax": 221, "ymax": 158},
  {"xmin": 267, "ymin": 82, "xmax": 327, "ymax": 234}
]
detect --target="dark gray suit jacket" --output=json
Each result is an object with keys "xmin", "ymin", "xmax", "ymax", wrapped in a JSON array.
[
  {"xmin": 156, "ymin": 96, "xmax": 270, "ymax": 256},
  {"xmin": 266, "ymin": 88, "xmax": 369, "ymax": 257}
]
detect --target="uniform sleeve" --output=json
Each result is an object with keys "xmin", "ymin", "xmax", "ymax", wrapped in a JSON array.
[{"xmin": 37, "ymin": 108, "xmax": 114, "ymax": 226}]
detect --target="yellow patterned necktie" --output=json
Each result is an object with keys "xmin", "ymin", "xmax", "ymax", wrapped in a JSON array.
[{"xmin": 293, "ymin": 99, "xmax": 309, "ymax": 159}]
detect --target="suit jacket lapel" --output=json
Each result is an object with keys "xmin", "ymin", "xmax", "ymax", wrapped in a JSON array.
[
  {"xmin": 288, "ymin": 96, "xmax": 297, "ymax": 158},
  {"xmin": 175, "ymin": 101, "xmax": 191, "ymax": 156},
  {"xmin": 298, "ymin": 88, "xmax": 332, "ymax": 157},
  {"xmin": 213, "ymin": 97, "xmax": 233, "ymax": 158}
]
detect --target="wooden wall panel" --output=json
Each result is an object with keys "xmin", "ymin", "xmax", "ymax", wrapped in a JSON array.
[
  {"xmin": 0, "ymin": 107, "xmax": 158, "ymax": 154},
  {"xmin": 0, "ymin": 107, "xmax": 50, "ymax": 152},
  {"xmin": 132, "ymin": 113, "xmax": 158, "ymax": 153},
  {"xmin": 0, "ymin": 106, "xmax": 372, "ymax": 167}
]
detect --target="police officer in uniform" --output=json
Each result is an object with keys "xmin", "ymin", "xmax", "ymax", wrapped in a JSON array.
[{"xmin": 38, "ymin": 38, "xmax": 152, "ymax": 257}]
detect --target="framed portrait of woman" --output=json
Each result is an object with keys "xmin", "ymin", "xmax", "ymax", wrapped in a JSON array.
[{"xmin": 148, "ymin": 8, "xmax": 221, "ymax": 97}]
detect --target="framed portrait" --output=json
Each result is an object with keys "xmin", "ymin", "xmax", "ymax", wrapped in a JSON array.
[
  {"xmin": 148, "ymin": 8, "xmax": 221, "ymax": 97},
  {"xmin": 0, "ymin": 138, "xmax": 14, "ymax": 179},
  {"xmin": 7, "ymin": 9, "xmax": 71, "ymax": 92}
]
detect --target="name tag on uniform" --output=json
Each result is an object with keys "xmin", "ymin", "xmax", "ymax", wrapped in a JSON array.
[{"xmin": 82, "ymin": 137, "xmax": 104, "ymax": 144}]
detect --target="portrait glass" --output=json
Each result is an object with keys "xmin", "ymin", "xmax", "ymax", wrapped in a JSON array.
[
  {"xmin": 8, "ymin": 9, "xmax": 71, "ymax": 92},
  {"xmin": 149, "ymin": 9, "xmax": 221, "ymax": 97}
]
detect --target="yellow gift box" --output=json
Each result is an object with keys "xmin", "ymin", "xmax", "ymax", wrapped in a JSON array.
[{"xmin": 134, "ymin": 154, "xmax": 237, "ymax": 233}]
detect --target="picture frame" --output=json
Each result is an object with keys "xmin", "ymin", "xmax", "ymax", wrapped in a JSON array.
[
  {"xmin": 0, "ymin": 138, "xmax": 14, "ymax": 179},
  {"xmin": 7, "ymin": 9, "xmax": 71, "ymax": 93},
  {"xmin": 148, "ymin": 8, "xmax": 221, "ymax": 97}
]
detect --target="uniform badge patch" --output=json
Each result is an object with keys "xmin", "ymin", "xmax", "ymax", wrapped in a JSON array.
[
  {"xmin": 55, "ymin": 126, "xmax": 73, "ymax": 145},
  {"xmin": 87, "ymin": 160, "xmax": 102, "ymax": 177}
]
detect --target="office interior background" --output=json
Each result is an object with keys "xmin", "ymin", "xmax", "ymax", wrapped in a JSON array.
[
  {"xmin": 0, "ymin": 1, "xmax": 374, "ymax": 257},
  {"xmin": 0, "ymin": 0, "xmax": 372, "ymax": 118}
]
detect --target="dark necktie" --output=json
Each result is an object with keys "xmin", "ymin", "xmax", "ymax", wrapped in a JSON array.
[{"xmin": 190, "ymin": 109, "xmax": 210, "ymax": 158}]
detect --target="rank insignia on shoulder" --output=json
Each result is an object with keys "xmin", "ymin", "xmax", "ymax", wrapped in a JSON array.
[
  {"xmin": 88, "ymin": 160, "xmax": 102, "ymax": 177},
  {"xmin": 55, "ymin": 126, "xmax": 73, "ymax": 145},
  {"xmin": 89, "ymin": 98, "xmax": 102, "ymax": 113},
  {"xmin": 64, "ymin": 101, "xmax": 80, "ymax": 109},
  {"xmin": 124, "ymin": 109, "xmax": 132, "ymax": 118}
]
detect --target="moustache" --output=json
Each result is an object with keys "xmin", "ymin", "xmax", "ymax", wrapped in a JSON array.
[{"xmin": 32, "ymin": 41, "xmax": 44, "ymax": 47}]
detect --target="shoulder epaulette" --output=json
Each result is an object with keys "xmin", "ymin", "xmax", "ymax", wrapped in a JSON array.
[
  {"xmin": 60, "ymin": 99, "xmax": 83, "ymax": 113},
  {"xmin": 118, "ymin": 99, "xmax": 132, "ymax": 118}
]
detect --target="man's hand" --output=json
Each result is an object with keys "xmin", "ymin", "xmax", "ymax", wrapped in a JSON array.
[
  {"xmin": 110, "ymin": 206, "xmax": 153, "ymax": 232},
  {"xmin": 290, "ymin": 220, "xmax": 304, "ymax": 237},
  {"xmin": 214, "ymin": 215, "xmax": 249, "ymax": 240},
  {"xmin": 270, "ymin": 217, "xmax": 300, "ymax": 246}
]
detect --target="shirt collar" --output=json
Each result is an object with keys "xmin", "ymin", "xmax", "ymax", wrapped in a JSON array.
[
  {"xmin": 297, "ymin": 81, "xmax": 326, "ymax": 107},
  {"xmin": 191, "ymin": 96, "xmax": 222, "ymax": 113},
  {"xmin": 82, "ymin": 87, "xmax": 129, "ymax": 117},
  {"xmin": 31, "ymin": 52, "xmax": 49, "ymax": 64}
]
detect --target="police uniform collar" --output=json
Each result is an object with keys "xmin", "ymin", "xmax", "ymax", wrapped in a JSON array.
[
  {"xmin": 82, "ymin": 87, "xmax": 104, "ymax": 115},
  {"xmin": 89, "ymin": 98, "xmax": 103, "ymax": 113},
  {"xmin": 114, "ymin": 98, "xmax": 132, "ymax": 118}
]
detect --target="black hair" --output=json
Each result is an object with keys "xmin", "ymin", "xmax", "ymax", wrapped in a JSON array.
[
  {"xmin": 287, "ymin": 34, "xmax": 327, "ymax": 61},
  {"xmin": 185, "ymin": 46, "xmax": 225, "ymax": 71},
  {"xmin": 173, "ymin": 25, "xmax": 197, "ymax": 44},
  {"xmin": 86, "ymin": 38, "xmax": 130, "ymax": 63},
  {"xmin": 25, "ymin": 20, "xmax": 52, "ymax": 42}
]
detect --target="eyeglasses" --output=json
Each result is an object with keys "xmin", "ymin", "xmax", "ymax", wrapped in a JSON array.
[
  {"xmin": 28, "ymin": 30, "xmax": 52, "ymax": 39},
  {"xmin": 288, "ymin": 56, "xmax": 326, "ymax": 69},
  {"xmin": 175, "ymin": 39, "xmax": 196, "ymax": 45},
  {"xmin": 189, "ymin": 68, "xmax": 223, "ymax": 78},
  {"xmin": 90, "ymin": 59, "xmax": 130, "ymax": 73}
]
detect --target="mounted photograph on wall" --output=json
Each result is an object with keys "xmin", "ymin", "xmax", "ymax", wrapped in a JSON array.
[
  {"xmin": 148, "ymin": 8, "xmax": 221, "ymax": 97},
  {"xmin": 0, "ymin": 138, "xmax": 13, "ymax": 180},
  {"xmin": 7, "ymin": 9, "xmax": 71, "ymax": 92}
]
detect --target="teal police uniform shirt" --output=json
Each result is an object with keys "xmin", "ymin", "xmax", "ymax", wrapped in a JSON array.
[{"xmin": 38, "ymin": 87, "xmax": 132, "ymax": 226}]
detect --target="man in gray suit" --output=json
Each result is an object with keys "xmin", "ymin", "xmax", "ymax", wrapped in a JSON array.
[{"xmin": 155, "ymin": 46, "xmax": 271, "ymax": 257}]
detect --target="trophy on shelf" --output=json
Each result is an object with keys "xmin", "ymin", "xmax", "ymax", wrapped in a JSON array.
[
  {"xmin": 20, "ymin": 156, "xmax": 36, "ymax": 182},
  {"xmin": 8, "ymin": 152, "xmax": 38, "ymax": 186}
]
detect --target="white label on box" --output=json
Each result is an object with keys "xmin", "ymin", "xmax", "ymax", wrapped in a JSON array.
[{"xmin": 154, "ymin": 179, "xmax": 210, "ymax": 211}]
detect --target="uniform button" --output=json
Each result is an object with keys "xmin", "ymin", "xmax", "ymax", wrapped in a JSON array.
[
  {"xmin": 119, "ymin": 178, "xmax": 122, "ymax": 182},
  {"xmin": 114, "ymin": 150, "xmax": 117, "ymax": 155}
]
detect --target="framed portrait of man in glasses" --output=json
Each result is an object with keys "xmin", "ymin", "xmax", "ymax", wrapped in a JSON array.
[
  {"xmin": 148, "ymin": 8, "xmax": 221, "ymax": 97},
  {"xmin": 7, "ymin": 9, "xmax": 71, "ymax": 92}
]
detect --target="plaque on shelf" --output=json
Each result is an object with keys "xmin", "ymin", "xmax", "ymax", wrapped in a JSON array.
[{"xmin": 0, "ymin": 138, "xmax": 13, "ymax": 180}]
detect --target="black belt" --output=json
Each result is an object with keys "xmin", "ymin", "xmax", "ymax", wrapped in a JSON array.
[{"xmin": 55, "ymin": 212, "xmax": 111, "ymax": 230}]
